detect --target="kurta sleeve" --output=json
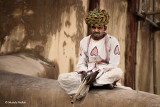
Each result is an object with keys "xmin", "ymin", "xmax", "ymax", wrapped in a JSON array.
[
  {"xmin": 76, "ymin": 40, "xmax": 88, "ymax": 73},
  {"xmin": 106, "ymin": 37, "xmax": 120, "ymax": 69}
]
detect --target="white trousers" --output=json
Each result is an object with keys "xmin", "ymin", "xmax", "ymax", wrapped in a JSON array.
[
  {"xmin": 58, "ymin": 68, "xmax": 123, "ymax": 95},
  {"xmin": 94, "ymin": 68, "xmax": 123, "ymax": 86}
]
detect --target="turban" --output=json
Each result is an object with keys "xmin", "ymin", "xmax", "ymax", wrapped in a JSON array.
[{"xmin": 85, "ymin": 8, "xmax": 110, "ymax": 27}]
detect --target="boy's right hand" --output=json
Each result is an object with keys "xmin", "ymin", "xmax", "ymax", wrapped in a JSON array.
[{"xmin": 81, "ymin": 71, "xmax": 87, "ymax": 81}]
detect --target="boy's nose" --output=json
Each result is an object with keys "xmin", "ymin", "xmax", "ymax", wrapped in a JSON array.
[{"xmin": 95, "ymin": 28, "xmax": 99, "ymax": 32}]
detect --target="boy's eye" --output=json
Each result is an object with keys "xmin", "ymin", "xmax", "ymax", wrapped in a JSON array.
[
  {"xmin": 91, "ymin": 26, "xmax": 96, "ymax": 29},
  {"xmin": 98, "ymin": 27, "xmax": 102, "ymax": 29},
  {"xmin": 91, "ymin": 26, "xmax": 103, "ymax": 29}
]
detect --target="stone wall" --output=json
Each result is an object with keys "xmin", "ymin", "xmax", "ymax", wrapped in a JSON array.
[{"xmin": 0, "ymin": 0, "xmax": 89, "ymax": 74}]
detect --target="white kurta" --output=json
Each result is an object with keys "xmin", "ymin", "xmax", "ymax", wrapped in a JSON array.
[
  {"xmin": 77, "ymin": 34, "xmax": 122, "ymax": 85},
  {"xmin": 58, "ymin": 34, "xmax": 123, "ymax": 95}
]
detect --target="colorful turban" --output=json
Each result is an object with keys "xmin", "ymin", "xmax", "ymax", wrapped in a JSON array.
[{"xmin": 85, "ymin": 8, "xmax": 110, "ymax": 27}]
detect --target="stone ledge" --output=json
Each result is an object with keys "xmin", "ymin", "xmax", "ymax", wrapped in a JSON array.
[
  {"xmin": 0, "ymin": 70, "xmax": 160, "ymax": 107},
  {"xmin": 0, "ymin": 53, "xmax": 58, "ymax": 79}
]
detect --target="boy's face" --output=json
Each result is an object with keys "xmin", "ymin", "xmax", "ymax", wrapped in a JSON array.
[{"xmin": 90, "ymin": 25, "xmax": 106, "ymax": 40}]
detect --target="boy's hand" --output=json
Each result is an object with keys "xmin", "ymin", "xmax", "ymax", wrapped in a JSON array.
[
  {"xmin": 86, "ymin": 71, "xmax": 99, "ymax": 85},
  {"xmin": 81, "ymin": 71, "xmax": 87, "ymax": 81}
]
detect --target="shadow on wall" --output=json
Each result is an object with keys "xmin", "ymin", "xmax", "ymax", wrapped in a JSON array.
[
  {"xmin": 69, "ymin": 58, "xmax": 74, "ymax": 72},
  {"xmin": 0, "ymin": 0, "xmax": 86, "ymax": 58}
]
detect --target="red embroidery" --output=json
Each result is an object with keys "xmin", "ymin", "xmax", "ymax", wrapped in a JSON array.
[
  {"xmin": 90, "ymin": 46, "xmax": 98, "ymax": 56},
  {"xmin": 114, "ymin": 45, "xmax": 120, "ymax": 55},
  {"xmin": 103, "ymin": 68, "xmax": 113, "ymax": 72}
]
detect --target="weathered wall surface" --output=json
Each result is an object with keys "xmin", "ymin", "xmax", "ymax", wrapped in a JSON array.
[
  {"xmin": 155, "ymin": 31, "xmax": 160, "ymax": 95},
  {"xmin": 0, "ymin": 0, "xmax": 89, "ymax": 74},
  {"xmin": 125, "ymin": 0, "xmax": 137, "ymax": 89},
  {"xmin": 135, "ymin": 0, "xmax": 154, "ymax": 93},
  {"xmin": 154, "ymin": 0, "xmax": 160, "ymax": 95},
  {"xmin": 135, "ymin": 0, "xmax": 160, "ymax": 94},
  {"xmin": 100, "ymin": 0, "xmax": 128, "ymax": 83}
]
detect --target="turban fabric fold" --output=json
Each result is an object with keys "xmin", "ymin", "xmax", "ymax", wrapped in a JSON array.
[{"xmin": 85, "ymin": 8, "xmax": 110, "ymax": 27}]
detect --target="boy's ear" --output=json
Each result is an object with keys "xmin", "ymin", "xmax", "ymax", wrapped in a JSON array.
[{"xmin": 104, "ymin": 26, "xmax": 107, "ymax": 31}]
